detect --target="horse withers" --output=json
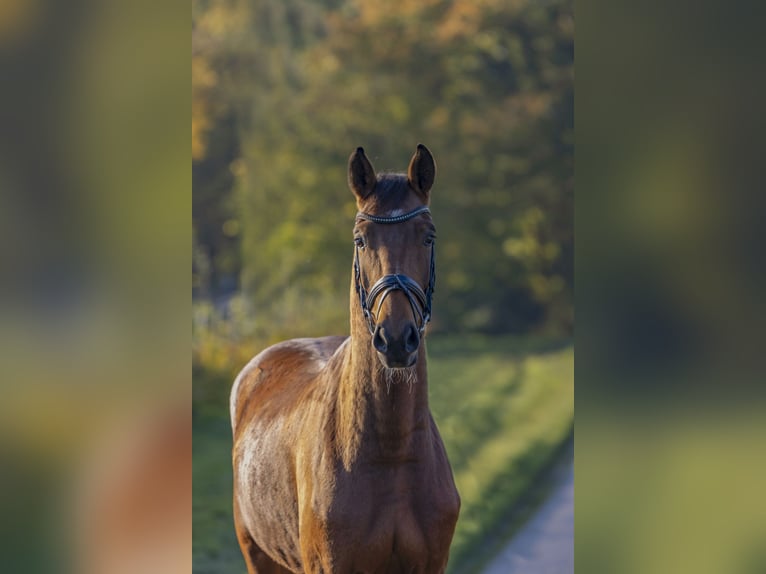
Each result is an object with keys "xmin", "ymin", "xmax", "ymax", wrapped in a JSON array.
[{"xmin": 230, "ymin": 145, "xmax": 460, "ymax": 573}]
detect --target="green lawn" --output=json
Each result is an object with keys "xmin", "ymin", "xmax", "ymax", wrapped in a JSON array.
[{"xmin": 193, "ymin": 334, "xmax": 573, "ymax": 574}]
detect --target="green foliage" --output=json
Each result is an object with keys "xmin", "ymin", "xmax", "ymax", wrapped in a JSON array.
[
  {"xmin": 192, "ymin": 335, "xmax": 573, "ymax": 573},
  {"xmin": 428, "ymin": 336, "xmax": 573, "ymax": 571},
  {"xmin": 193, "ymin": 0, "xmax": 573, "ymax": 335},
  {"xmin": 193, "ymin": 408, "xmax": 242, "ymax": 573}
]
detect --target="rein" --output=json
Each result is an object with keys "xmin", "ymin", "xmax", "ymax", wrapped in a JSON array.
[{"xmin": 353, "ymin": 206, "xmax": 436, "ymax": 336}]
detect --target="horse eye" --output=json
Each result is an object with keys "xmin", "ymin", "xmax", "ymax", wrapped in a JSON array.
[
  {"xmin": 354, "ymin": 237, "xmax": 366, "ymax": 248},
  {"xmin": 424, "ymin": 235, "xmax": 435, "ymax": 246}
]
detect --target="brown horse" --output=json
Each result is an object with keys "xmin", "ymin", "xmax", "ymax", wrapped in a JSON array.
[{"xmin": 230, "ymin": 145, "xmax": 460, "ymax": 574}]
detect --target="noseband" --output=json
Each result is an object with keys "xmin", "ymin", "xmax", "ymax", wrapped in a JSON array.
[{"xmin": 354, "ymin": 205, "xmax": 436, "ymax": 336}]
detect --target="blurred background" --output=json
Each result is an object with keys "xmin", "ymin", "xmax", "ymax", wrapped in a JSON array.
[
  {"xmin": 576, "ymin": 1, "xmax": 766, "ymax": 572},
  {"xmin": 192, "ymin": 0, "xmax": 573, "ymax": 572},
  {"xmin": 0, "ymin": 0, "xmax": 189, "ymax": 573},
  {"xmin": 2, "ymin": 0, "xmax": 763, "ymax": 573}
]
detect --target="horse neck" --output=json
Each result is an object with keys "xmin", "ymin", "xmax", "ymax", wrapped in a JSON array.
[{"xmin": 334, "ymin": 290, "xmax": 430, "ymax": 466}]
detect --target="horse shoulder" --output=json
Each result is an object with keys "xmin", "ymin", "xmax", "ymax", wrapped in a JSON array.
[{"xmin": 230, "ymin": 336, "xmax": 348, "ymax": 437}]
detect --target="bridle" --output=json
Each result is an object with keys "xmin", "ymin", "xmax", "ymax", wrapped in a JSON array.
[{"xmin": 353, "ymin": 205, "xmax": 436, "ymax": 336}]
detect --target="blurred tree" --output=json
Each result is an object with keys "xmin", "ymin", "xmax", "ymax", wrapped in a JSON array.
[
  {"xmin": 192, "ymin": 0, "xmax": 243, "ymax": 297},
  {"xmin": 193, "ymin": 0, "xmax": 573, "ymax": 335}
]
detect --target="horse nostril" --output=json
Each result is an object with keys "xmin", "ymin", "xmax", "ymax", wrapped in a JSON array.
[
  {"xmin": 372, "ymin": 326, "xmax": 388, "ymax": 353},
  {"xmin": 404, "ymin": 324, "xmax": 420, "ymax": 354}
]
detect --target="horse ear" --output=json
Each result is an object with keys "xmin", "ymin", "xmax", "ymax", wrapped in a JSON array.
[
  {"xmin": 348, "ymin": 147, "xmax": 377, "ymax": 200},
  {"xmin": 407, "ymin": 143, "xmax": 436, "ymax": 199}
]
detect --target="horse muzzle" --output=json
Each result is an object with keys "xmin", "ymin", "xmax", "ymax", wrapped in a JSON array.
[{"xmin": 372, "ymin": 322, "xmax": 420, "ymax": 369}]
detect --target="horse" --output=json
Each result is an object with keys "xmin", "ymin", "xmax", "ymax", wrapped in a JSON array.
[{"xmin": 230, "ymin": 144, "xmax": 460, "ymax": 574}]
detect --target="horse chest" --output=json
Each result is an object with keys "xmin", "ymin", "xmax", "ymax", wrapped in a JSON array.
[{"xmin": 318, "ymin": 465, "xmax": 456, "ymax": 572}]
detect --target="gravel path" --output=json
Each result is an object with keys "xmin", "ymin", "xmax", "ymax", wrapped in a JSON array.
[{"xmin": 481, "ymin": 454, "xmax": 574, "ymax": 574}]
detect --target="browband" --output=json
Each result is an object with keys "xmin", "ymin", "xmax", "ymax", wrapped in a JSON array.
[{"xmin": 356, "ymin": 205, "xmax": 431, "ymax": 224}]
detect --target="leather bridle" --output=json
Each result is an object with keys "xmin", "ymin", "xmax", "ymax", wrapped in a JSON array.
[{"xmin": 353, "ymin": 205, "xmax": 436, "ymax": 336}]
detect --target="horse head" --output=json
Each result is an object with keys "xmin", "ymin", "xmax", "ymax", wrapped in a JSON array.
[{"xmin": 348, "ymin": 144, "xmax": 437, "ymax": 369}]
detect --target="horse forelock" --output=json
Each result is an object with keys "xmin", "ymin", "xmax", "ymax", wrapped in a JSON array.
[{"xmin": 360, "ymin": 173, "xmax": 424, "ymax": 215}]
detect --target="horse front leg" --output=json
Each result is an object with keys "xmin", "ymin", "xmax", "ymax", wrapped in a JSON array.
[{"xmin": 297, "ymin": 511, "xmax": 339, "ymax": 574}]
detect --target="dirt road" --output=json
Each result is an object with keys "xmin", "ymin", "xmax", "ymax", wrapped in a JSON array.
[{"xmin": 481, "ymin": 454, "xmax": 574, "ymax": 574}]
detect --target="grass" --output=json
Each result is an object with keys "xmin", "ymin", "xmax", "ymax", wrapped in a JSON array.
[
  {"xmin": 192, "ymin": 334, "xmax": 573, "ymax": 574},
  {"xmin": 193, "ymin": 410, "xmax": 243, "ymax": 574},
  {"xmin": 427, "ymin": 335, "xmax": 573, "ymax": 573}
]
